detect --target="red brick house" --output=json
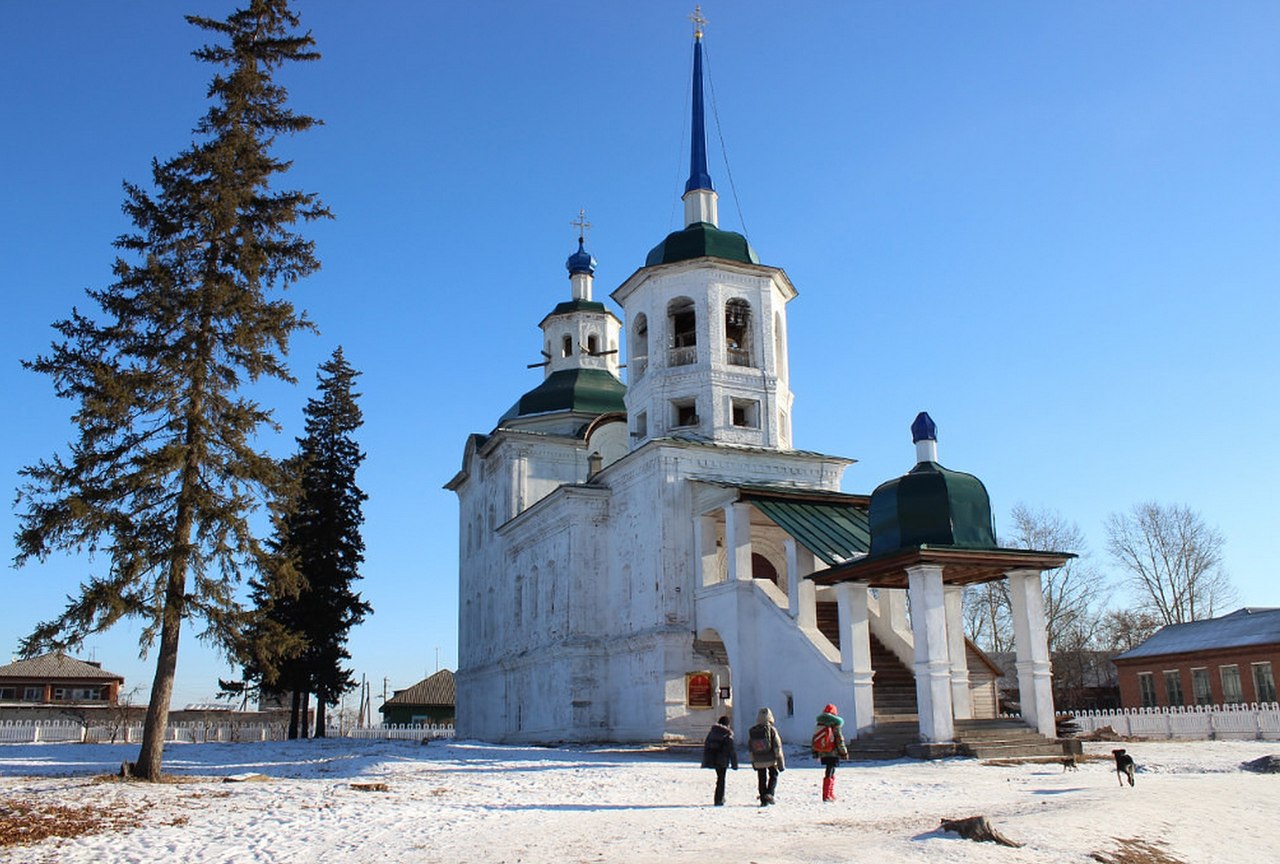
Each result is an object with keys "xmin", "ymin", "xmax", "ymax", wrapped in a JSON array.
[
  {"xmin": 0, "ymin": 653, "xmax": 124, "ymax": 706},
  {"xmin": 1113, "ymin": 608, "xmax": 1280, "ymax": 708}
]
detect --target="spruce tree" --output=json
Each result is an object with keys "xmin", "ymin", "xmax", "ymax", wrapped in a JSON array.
[
  {"xmin": 13, "ymin": 0, "xmax": 328, "ymax": 780},
  {"xmin": 242, "ymin": 348, "xmax": 369, "ymax": 738}
]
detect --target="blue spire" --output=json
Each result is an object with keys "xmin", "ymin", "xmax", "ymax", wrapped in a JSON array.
[{"xmin": 685, "ymin": 30, "xmax": 714, "ymax": 195}]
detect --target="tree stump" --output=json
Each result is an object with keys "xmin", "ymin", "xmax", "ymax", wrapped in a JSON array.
[{"xmin": 940, "ymin": 816, "xmax": 1022, "ymax": 848}]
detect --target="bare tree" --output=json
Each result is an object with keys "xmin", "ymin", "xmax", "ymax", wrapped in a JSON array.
[
  {"xmin": 964, "ymin": 582, "xmax": 1012, "ymax": 653},
  {"xmin": 1006, "ymin": 504, "xmax": 1109, "ymax": 652},
  {"xmin": 1105, "ymin": 502, "xmax": 1236, "ymax": 625},
  {"xmin": 1096, "ymin": 609, "xmax": 1162, "ymax": 654}
]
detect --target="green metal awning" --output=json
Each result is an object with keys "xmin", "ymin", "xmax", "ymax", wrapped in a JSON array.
[{"xmin": 746, "ymin": 496, "xmax": 871, "ymax": 567}]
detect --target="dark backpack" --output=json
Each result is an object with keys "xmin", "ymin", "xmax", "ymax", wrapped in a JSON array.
[{"xmin": 748, "ymin": 724, "xmax": 770, "ymax": 755}]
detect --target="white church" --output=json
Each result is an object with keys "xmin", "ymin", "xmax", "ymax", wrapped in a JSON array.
[{"xmin": 447, "ymin": 16, "xmax": 1070, "ymax": 756}]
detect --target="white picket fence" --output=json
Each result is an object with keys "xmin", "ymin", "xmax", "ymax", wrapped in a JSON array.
[
  {"xmin": 1063, "ymin": 703, "xmax": 1280, "ymax": 741},
  {"xmin": 347, "ymin": 723, "xmax": 455, "ymax": 741},
  {"xmin": 0, "ymin": 720, "xmax": 287, "ymax": 744}
]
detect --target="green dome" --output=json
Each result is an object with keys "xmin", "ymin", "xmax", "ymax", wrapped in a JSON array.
[
  {"xmin": 867, "ymin": 461, "xmax": 997, "ymax": 556},
  {"xmin": 644, "ymin": 222, "xmax": 759, "ymax": 267},
  {"xmin": 501, "ymin": 368, "xmax": 626, "ymax": 422}
]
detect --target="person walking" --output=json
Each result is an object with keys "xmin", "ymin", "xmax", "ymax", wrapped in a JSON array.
[
  {"xmin": 700, "ymin": 715, "xmax": 738, "ymax": 806},
  {"xmin": 811, "ymin": 703, "xmax": 848, "ymax": 802},
  {"xmin": 747, "ymin": 707, "xmax": 785, "ymax": 806}
]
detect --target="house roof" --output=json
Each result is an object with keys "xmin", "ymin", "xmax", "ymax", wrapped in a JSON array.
[
  {"xmin": 738, "ymin": 487, "xmax": 871, "ymax": 567},
  {"xmin": 1114, "ymin": 608, "xmax": 1280, "ymax": 661},
  {"xmin": 380, "ymin": 669, "xmax": 455, "ymax": 712},
  {"xmin": 0, "ymin": 653, "xmax": 124, "ymax": 682}
]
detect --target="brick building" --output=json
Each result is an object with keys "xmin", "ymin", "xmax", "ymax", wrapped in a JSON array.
[
  {"xmin": 0, "ymin": 653, "xmax": 124, "ymax": 707},
  {"xmin": 1113, "ymin": 608, "xmax": 1280, "ymax": 708}
]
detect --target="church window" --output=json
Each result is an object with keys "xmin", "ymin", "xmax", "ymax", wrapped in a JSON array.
[
  {"xmin": 672, "ymin": 399, "xmax": 698, "ymax": 428},
  {"xmin": 725, "ymin": 299, "xmax": 751, "ymax": 366},
  {"xmin": 731, "ymin": 398, "xmax": 759, "ymax": 428},
  {"xmin": 587, "ymin": 334, "xmax": 598, "ymax": 355},
  {"xmin": 632, "ymin": 314, "xmax": 648, "ymax": 379},
  {"xmin": 634, "ymin": 411, "xmax": 647, "ymax": 438},
  {"xmin": 562, "ymin": 335, "xmax": 573, "ymax": 358},
  {"xmin": 668, "ymin": 297, "xmax": 696, "ymax": 366}
]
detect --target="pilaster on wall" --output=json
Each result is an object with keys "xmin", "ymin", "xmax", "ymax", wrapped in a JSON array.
[
  {"xmin": 697, "ymin": 514, "xmax": 719, "ymax": 586},
  {"xmin": 1007, "ymin": 568, "xmax": 1056, "ymax": 737},
  {"xmin": 944, "ymin": 585, "xmax": 974, "ymax": 720},
  {"xmin": 907, "ymin": 564, "xmax": 954, "ymax": 743},
  {"xmin": 725, "ymin": 502, "xmax": 753, "ymax": 582},
  {"xmin": 785, "ymin": 539, "xmax": 816, "ymax": 627}
]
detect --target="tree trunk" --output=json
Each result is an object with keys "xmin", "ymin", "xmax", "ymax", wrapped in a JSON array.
[
  {"xmin": 289, "ymin": 688, "xmax": 301, "ymax": 739},
  {"xmin": 134, "ymin": 550, "xmax": 189, "ymax": 779},
  {"xmin": 301, "ymin": 690, "xmax": 311, "ymax": 738},
  {"xmin": 314, "ymin": 687, "xmax": 327, "ymax": 738}
]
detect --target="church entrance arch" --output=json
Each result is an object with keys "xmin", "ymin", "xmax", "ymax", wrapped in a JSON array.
[{"xmin": 693, "ymin": 627, "xmax": 733, "ymax": 718}]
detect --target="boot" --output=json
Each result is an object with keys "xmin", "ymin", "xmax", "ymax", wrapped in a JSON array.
[{"xmin": 822, "ymin": 776, "xmax": 836, "ymax": 802}]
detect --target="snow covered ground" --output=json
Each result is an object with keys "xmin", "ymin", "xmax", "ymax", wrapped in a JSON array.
[{"xmin": 1, "ymin": 737, "xmax": 1276, "ymax": 863}]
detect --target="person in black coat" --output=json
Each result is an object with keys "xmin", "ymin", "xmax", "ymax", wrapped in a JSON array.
[{"xmin": 701, "ymin": 715, "xmax": 739, "ymax": 806}]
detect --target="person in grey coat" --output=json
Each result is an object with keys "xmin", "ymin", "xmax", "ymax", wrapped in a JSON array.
[{"xmin": 746, "ymin": 707, "xmax": 785, "ymax": 806}]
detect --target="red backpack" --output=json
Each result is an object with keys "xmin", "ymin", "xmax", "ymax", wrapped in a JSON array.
[{"xmin": 812, "ymin": 724, "xmax": 836, "ymax": 754}]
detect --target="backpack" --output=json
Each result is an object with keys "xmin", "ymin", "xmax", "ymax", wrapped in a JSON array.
[
  {"xmin": 748, "ymin": 725, "xmax": 770, "ymax": 755},
  {"xmin": 812, "ymin": 724, "xmax": 837, "ymax": 754}
]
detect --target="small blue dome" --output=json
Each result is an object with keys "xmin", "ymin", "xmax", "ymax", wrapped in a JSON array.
[
  {"xmin": 566, "ymin": 238, "xmax": 596, "ymax": 276},
  {"xmin": 911, "ymin": 412, "xmax": 937, "ymax": 444}
]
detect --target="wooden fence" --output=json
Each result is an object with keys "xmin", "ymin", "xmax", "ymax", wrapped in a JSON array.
[
  {"xmin": 1062, "ymin": 703, "xmax": 1280, "ymax": 741},
  {"xmin": 347, "ymin": 723, "xmax": 455, "ymax": 741},
  {"xmin": 0, "ymin": 720, "xmax": 453, "ymax": 744},
  {"xmin": 0, "ymin": 720, "xmax": 287, "ymax": 744}
]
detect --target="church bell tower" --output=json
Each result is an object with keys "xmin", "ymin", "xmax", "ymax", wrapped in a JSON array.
[{"xmin": 611, "ymin": 7, "xmax": 797, "ymax": 451}]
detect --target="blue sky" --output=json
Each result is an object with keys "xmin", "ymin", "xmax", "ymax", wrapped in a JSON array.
[{"xmin": 2, "ymin": 1, "xmax": 1277, "ymax": 709}]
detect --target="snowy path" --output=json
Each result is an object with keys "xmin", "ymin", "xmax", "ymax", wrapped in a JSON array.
[{"xmin": 1, "ymin": 739, "xmax": 1276, "ymax": 863}]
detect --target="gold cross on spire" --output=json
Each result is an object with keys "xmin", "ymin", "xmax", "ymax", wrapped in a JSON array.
[
  {"xmin": 571, "ymin": 208, "xmax": 592, "ymax": 243},
  {"xmin": 690, "ymin": 5, "xmax": 707, "ymax": 40}
]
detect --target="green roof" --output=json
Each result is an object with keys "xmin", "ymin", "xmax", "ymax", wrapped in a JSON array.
[
  {"xmin": 749, "ymin": 498, "xmax": 870, "ymax": 566},
  {"xmin": 868, "ymin": 461, "xmax": 997, "ymax": 556},
  {"xmin": 502, "ymin": 367, "xmax": 627, "ymax": 421},
  {"xmin": 546, "ymin": 299, "xmax": 607, "ymax": 318},
  {"xmin": 645, "ymin": 222, "xmax": 760, "ymax": 267}
]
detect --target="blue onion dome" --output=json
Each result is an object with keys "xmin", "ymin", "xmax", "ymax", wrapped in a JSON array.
[
  {"xmin": 566, "ymin": 238, "xmax": 596, "ymax": 276},
  {"xmin": 867, "ymin": 415, "xmax": 997, "ymax": 556}
]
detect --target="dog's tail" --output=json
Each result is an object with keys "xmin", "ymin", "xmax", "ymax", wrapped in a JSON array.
[{"xmin": 1125, "ymin": 763, "xmax": 1135, "ymax": 786}]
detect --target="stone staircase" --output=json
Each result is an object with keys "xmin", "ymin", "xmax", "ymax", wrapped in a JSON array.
[{"xmin": 846, "ymin": 716, "xmax": 1070, "ymax": 761}]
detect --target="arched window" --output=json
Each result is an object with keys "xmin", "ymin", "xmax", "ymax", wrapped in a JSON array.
[
  {"xmin": 562, "ymin": 334, "xmax": 573, "ymax": 358},
  {"xmin": 668, "ymin": 297, "xmax": 696, "ymax": 366},
  {"xmin": 752, "ymin": 553, "xmax": 779, "ymax": 586},
  {"xmin": 587, "ymin": 334, "xmax": 598, "ymax": 355},
  {"xmin": 632, "ymin": 314, "xmax": 648, "ymax": 379},
  {"xmin": 725, "ymin": 298, "xmax": 752, "ymax": 366}
]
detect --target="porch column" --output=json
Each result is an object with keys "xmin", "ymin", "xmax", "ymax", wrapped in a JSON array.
[
  {"xmin": 944, "ymin": 585, "xmax": 973, "ymax": 720},
  {"xmin": 1007, "ymin": 568, "xmax": 1056, "ymax": 737},
  {"xmin": 907, "ymin": 564, "xmax": 954, "ymax": 742},
  {"xmin": 785, "ymin": 539, "xmax": 817, "ymax": 627},
  {"xmin": 724, "ymin": 503, "xmax": 753, "ymax": 582},
  {"xmin": 836, "ymin": 581, "xmax": 875, "ymax": 734},
  {"xmin": 696, "ymin": 514, "xmax": 719, "ymax": 586}
]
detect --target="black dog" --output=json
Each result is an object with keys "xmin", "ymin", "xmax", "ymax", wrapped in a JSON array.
[
  {"xmin": 1112, "ymin": 748, "xmax": 1135, "ymax": 787},
  {"xmin": 1060, "ymin": 755, "xmax": 1078, "ymax": 772}
]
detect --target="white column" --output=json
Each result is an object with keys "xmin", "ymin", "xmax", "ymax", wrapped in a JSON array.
[
  {"xmin": 836, "ymin": 581, "xmax": 876, "ymax": 734},
  {"xmin": 1007, "ymin": 568, "xmax": 1056, "ymax": 737},
  {"xmin": 724, "ymin": 503, "xmax": 753, "ymax": 582},
  {"xmin": 944, "ymin": 585, "xmax": 973, "ymax": 720},
  {"xmin": 696, "ymin": 514, "xmax": 719, "ymax": 586},
  {"xmin": 907, "ymin": 564, "xmax": 954, "ymax": 743},
  {"xmin": 785, "ymin": 539, "xmax": 817, "ymax": 627}
]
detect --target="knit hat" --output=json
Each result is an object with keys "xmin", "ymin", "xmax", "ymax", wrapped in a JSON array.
[{"xmin": 823, "ymin": 703, "xmax": 839, "ymax": 715}]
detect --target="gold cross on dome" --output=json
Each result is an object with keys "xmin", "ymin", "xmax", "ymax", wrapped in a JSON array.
[
  {"xmin": 571, "ymin": 208, "xmax": 592, "ymax": 242},
  {"xmin": 690, "ymin": 5, "xmax": 707, "ymax": 40}
]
